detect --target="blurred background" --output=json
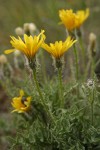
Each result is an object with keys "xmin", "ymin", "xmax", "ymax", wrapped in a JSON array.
[
  {"xmin": 0, "ymin": 0, "xmax": 100, "ymax": 149},
  {"xmin": 0, "ymin": 0, "xmax": 100, "ymax": 49}
]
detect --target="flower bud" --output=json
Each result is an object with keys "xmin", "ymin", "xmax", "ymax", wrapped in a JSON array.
[
  {"xmin": 29, "ymin": 23, "xmax": 37, "ymax": 34},
  {"xmin": 15, "ymin": 27, "xmax": 24, "ymax": 36},
  {"xmin": 0, "ymin": 54, "xmax": 7, "ymax": 64},
  {"xmin": 23, "ymin": 23, "xmax": 37, "ymax": 35},
  {"xmin": 89, "ymin": 33, "xmax": 96, "ymax": 43},
  {"xmin": 23, "ymin": 23, "xmax": 29, "ymax": 30},
  {"xmin": 88, "ymin": 33, "xmax": 97, "ymax": 57},
  {"xmin": 23, "ymin": 23, "xmax": 30, "ymax": 35}
]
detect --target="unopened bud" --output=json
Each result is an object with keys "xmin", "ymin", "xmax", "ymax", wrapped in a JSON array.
[
  {"xmin": 88, "ymin": 33, "xmax": 97, "ymax": 57},
  {"xmin": 23, "ymin": 23, "xmax": 30, "ymax": 35},
  {"xmin": 23, "ymin": 23, "xmax": 37, "ymax": 36},
  {"xmin": 29, "ymin": 23, "xmax": 37, "ymax": 34},
  {"xmin": 23, "ymin": 23, "xmax": 29, "ymax": 31},
  {"xmin": 89, "ymin": 33, "xmax": 96, "ymax": 43},
  {"xmin": 0, "ymin": 54, "xmax": 7, "ymax": 64},
  {"xmin": 15, "ymin": 27, "xmax": 24, "ymax": 36}
]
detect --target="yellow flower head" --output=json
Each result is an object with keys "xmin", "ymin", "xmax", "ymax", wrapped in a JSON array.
[
  {"xmin": 11, "ymin": 90, "xmax": 31, "ymax": 113},
  {"xmin": 75, "ymin": 8, "xmax": 89, "ymax": 28},
  {"xmin": 59, "ymin": 9, "xmax": 89, "ymax": 31},
  {"xmin": 59, "ymin": 9, "xmax": 76, "ymax": 31},
  {"xmin": 5, "ymin": 30, "xmax": 45, "ymax": 61},
  {"xmin": 42, "ymin": 36, "xmax": 77, "ymax": 59}
]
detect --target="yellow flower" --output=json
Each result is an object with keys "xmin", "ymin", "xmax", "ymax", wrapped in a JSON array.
[
  {"xmin": 75, "ymin": 8, "xmax": 89, "ymax": 28},
  {"xmin": 11, "ymin": 90, "xmax": 31, "ymax": 113},
  {"xmin": 42, "ymin": 36, "xmax": 77, "ymax": 59},
  {"xmin": 59, "ymin": 9, "xmax": 89, "ymax": 31},
  {"xmin": 59, "ymin": 9, "xmax": 76, "ymax": 31},
  {"xmin": 5, "ymin": 30, "xmax": 45, "ymax": 61}
]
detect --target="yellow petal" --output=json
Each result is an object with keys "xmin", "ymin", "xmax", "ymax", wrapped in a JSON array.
[
  {"xmin": 4, "ymin": 49, "xmax": 15, "ymax": 54},
  {"xmin": 27, "ymin": 96, "xmax": 31, "ymax": 102},
  {"xmin": 20, "ymin": 89, "xmax": 24, "ymax": 97}
]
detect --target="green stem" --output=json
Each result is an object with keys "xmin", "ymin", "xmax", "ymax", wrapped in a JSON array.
[
  {"xmin": 79, "ymin": 38, "xmax": 85, "ymax": 56},
  {"xmin": 33, "ymin": 71, "xmax": 43, "ymax": 103},
  {"xmin": 58, "ymin": 68, "xmax": 64, "ymax": 108},
  {"xmin": 79, "ymin": 38, "xmax": 86, "ymax": 66},
  {"xmin": 40, "ymin": 49, "xmax": 47, "ymax": 83},
  {"xmin": 73, "ymin": 44, "xmax": 79, "ymax": 80},
  {"xmin": 33, "ymin": 71, "xmax": 53, "ymax": 121},
  {"xmin": 91, "ymin": 58, "xmax": 95, "ymax": 78},
  {"xmin": 91, "ymin": 88, "xmax": 94, "ymax": 125},
  {"xmin": 73, "ymin": 44, "xmax": 80, "ymax": 98},
  {"xmin": 91, "ymin": 102, "xmax": 94, "ymax": 125},
  {"xmin": 95, "ymin": 59, "xmax": 100, "ymax": 68}
]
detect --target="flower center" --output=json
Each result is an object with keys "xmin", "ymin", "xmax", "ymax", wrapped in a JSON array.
[{"xmin": 21, "ymin": 96, "xmax": 27, "ymax": 106}]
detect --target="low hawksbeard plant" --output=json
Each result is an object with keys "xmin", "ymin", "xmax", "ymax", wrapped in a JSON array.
[{"xmin": 3, "ymin": 7, "xmax": 100, "ymax": 150}]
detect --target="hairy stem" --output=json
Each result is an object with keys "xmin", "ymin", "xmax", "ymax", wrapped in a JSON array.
[
  {"xmin": 73, "ymin": 44, "xmax": 79, "ymax": 80},
  {"xmin": 79, "ymin": 38, "xmax": 86, "ymax": 69},
  {"xmin": 91, "ymin": 88, "xmax": 94, "ymax": 125},
  {"xmin": 58, "ymin": 68, "xmax": 64, "ymax": 108},
  {"xmin": 33, "ymin": 70, "xmax": 53, "ymax": 121},
  {"xmin": 73, "ymin": 44, "xmax": 80, "ymax": 98}
]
